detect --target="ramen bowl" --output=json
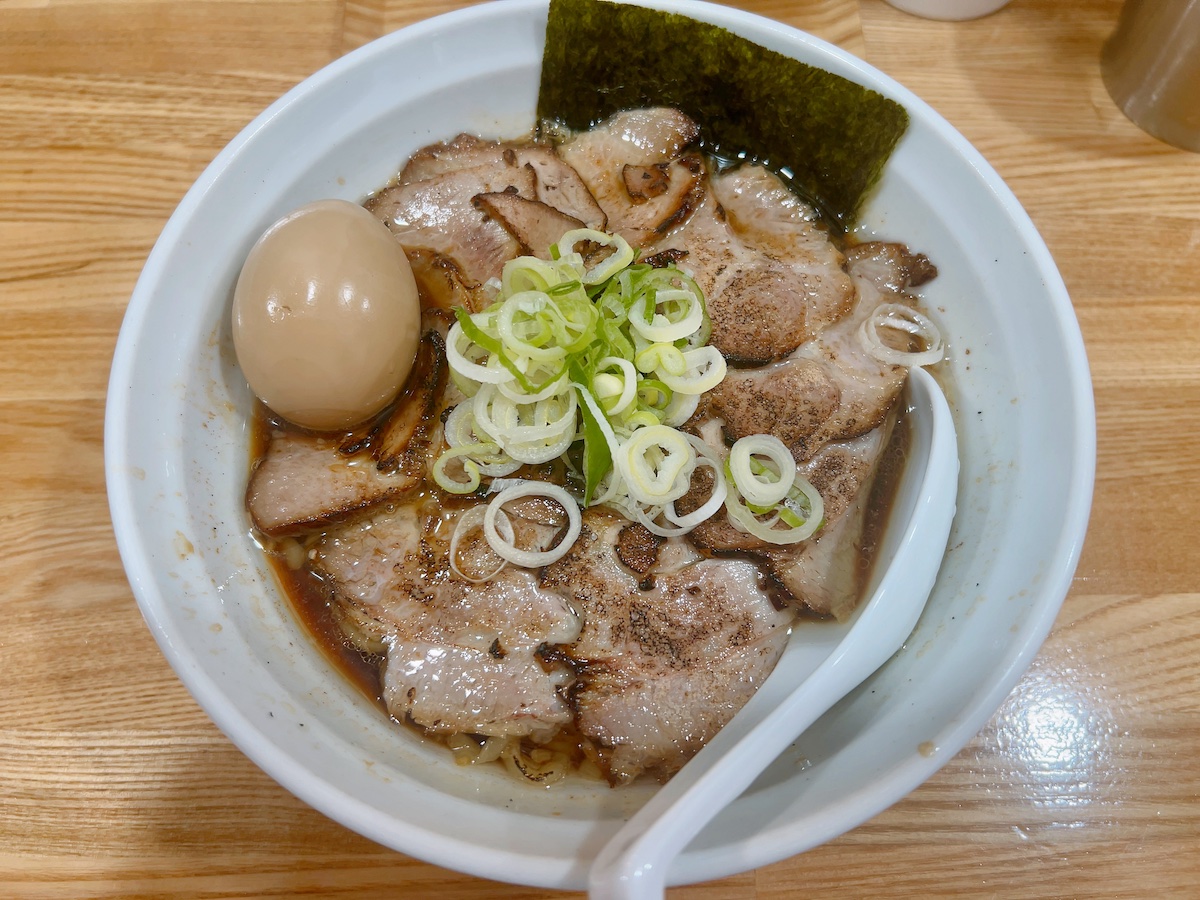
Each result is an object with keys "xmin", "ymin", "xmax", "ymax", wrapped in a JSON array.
[{"xmin": 104, "ymin": 0, "xmax": 1094, "ymax": 889}]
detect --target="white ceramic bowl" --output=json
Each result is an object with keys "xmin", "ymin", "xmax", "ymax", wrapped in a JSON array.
[{"xmin": 105, "ymin": 0, "xmax": 1094, "ymax": 889}]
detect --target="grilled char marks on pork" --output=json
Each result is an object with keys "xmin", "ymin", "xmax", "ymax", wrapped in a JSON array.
[
  {"xmin": 707, "ymin": 358, "xmax": 839, "ymax": 450},
  {"xmin": 399, "ymin": 135, "xmax": 606, "ymax": 230},
  {"xmin": 844, "ymin": 240, "xmax": 937, "ymax": 292},
  {"xmin": 785, "ymin": 244, "xmax": 920, "ymax": 459},
  {"xmin": 701, "ymin": 239, "xmax": 929, "ymax": 463},
  {"xmin": 614, "ymin": 522, "xmax": 665, "ymax": 575},
  {"xmin": 556, "ymin": 108, "xmax": 705, "ymax": 248},
  {"xmin": 472, "ymin": 191, "xmax": 586, "ymax": 260},
  {"xmin": 367, "ymin": 134, "xmax": 605, "ymax": 288},
  {"xmin": 650, "ymin": 165, "xmax": 855, "ymax": 364},
  {"xmin": 367, "ymin": 326, "xmax": 447, "ymax": 473},
  {"xmin": 315, "ymin": 499, "xmax": 582, "ymax": 740},
  {"xmin": 366, "ymin": 161, "xmax": 536, "ymax": 287},
  {"xmin": 541, "ymin": 510, "xmax": 793, "ymax": 783},
  {"xmin": 246, "ymin": 433, "xmax": 419, "ymax": 537}
]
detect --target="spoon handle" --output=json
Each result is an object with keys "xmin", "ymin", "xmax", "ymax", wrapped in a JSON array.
[{"xmin": 587, "ymin": 654, "xmax": 860, "ymax": 899}]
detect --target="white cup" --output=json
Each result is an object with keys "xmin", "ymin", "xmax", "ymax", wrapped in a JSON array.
[{"xmin": 884, "ymin": 0, "xmax": 1014, "ymax": 20}]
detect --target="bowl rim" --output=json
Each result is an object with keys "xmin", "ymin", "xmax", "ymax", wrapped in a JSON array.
[{"xmin": 105, "ymin": 0, "xmax": 1096, "ymax": 887}]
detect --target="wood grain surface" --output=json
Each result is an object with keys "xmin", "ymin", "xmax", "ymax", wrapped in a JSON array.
[{"xmin": 2, "ymin": 0, "xmax": 1198, "ymax": 897}]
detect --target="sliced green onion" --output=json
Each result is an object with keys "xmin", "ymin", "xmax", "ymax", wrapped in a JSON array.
[
  {"xmin": 432, "ymin": 444, "xmax": 490, "ymax": 494},
  {"xmin": 728, "ymin": 435, "xmax": 795, "ymax": 508},
  {"xmin": 858, "ymin": 301, "xmax": 944, "ymax": 368},
  {"xmin": 449, "ymin": 505, "xmax": 511, "ymax": 582},
  {"xmin": 483, "ymin": 482, "xmax": 582, "ymax": 567},
  {"xmin": 556, "ymin": 228, "xmax": 636, "ymax": 284},
  {"xmin": 616, "ymin": 425, "xmax": 695, "ymax": 506},
  {"xmin": 657, "ymin": 346, "xmax": 726, "ymax": 394},
  {"xmin": 724, "ymin": 467, "xmax": 825, "ymax": 545}
]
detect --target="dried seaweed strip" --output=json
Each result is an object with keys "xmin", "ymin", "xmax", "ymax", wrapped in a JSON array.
[{"xmin": 537, "ymin": 0, "xmax": 908, "ymax": 229}]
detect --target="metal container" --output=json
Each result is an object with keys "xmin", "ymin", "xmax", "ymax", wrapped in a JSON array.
[{"xmin": 1102, "ymin": 0, "xmax": 1200, "ymax": 152}]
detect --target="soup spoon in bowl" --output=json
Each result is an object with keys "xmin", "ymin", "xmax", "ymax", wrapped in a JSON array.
[{"xmin": 588, "ymin": 364, "xmax": 959, "ymax": 900}]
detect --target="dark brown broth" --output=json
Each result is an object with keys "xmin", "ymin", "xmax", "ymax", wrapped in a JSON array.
[
  {"xmin": 857, "ymin": 404, "xmax": 912, "ymax": 600},
  {"xmin": 268, "ymin": 544, "xmax": 386, "ymax": 708}
]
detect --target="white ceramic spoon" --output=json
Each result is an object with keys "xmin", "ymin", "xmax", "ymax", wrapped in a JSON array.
[{"xmin": 588, "ymin": 365, "xmax": 959, "ymax": 900}]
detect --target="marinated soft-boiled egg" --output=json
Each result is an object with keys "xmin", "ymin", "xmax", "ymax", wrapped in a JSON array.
[{"xmin": 232, "ymin": 199, "xmax": 421, "ymax": 431}]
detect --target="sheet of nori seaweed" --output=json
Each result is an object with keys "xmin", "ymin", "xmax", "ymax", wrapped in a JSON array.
[{"xmin": 537, "ymin": 0, "xmax": 908, "ymax": 229}]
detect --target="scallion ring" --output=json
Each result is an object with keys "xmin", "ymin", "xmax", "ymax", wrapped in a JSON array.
[
  {"xmin": 483, "ymin": 482, "xmax": 582, "ymax": 567},
  {"xmin": 728, "ymin": 435, "xmax": 796, "ymax": 508},
  {"xmin": 449, "ymin": 505, "xmax": 512, "ymax": 582},
  {"xmin": 858, "ymin": 302, "xmax": 945, "ymax": 368}
]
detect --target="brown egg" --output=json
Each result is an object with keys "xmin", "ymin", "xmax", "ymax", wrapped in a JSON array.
[{"xmin": 232, "ymin": 199, "xmax": 421, "ymax": 431}]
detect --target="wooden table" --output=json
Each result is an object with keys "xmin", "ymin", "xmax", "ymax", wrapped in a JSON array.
[{"xmin": 3, "ymin": 0, "xmax": 1197, "ymax": 896}]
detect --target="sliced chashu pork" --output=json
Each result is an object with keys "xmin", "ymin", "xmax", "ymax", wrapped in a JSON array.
[
  {"xmin": 650, "ymin": 166, "xmax": 854, "ymax": 364},
  {"xmin": 366, "ymin": 161, "xmax": 536, "ymax": 287},
  {"xmin": 315, "ymin": 498, "xmax": 581, "ymax": 740},
  {"xmin": 683, "ymin": 240, "xmax": 932, "ymax": 615},
  {"xmin": 679, "ymin": 415, "xmax": 889, "ymax": 547},
  {"xmin": 762, "ymin": 422, "xmax": 896, "ymax": 618},
  {"xmin": 540, "ymin": 509, "xmax": 793, "ymax": 783},
  {"xmin": 398, "ymin": 133, "xmax": 606, "ymax": 229},
  {"xmin": 367, "ymin": 133, "xmax": 606, "ymax": 287},
  {"xmin": 785, "ymin": 242, "xmax": 931, "ymax": 459},
  {"xmin": 556, "ymin": 107, "xmax": 705, "ymax": 248},
  {"xmin": 246, "ymin": 328, "xmax": 445, "ymax": 536},
  {"xmin": 472, "ymin": 191, "xmax": 587, "ymax": 260},
  {"xmin": 677, "ymin": 415, "xmax": 896, "ymax": 618},
  {"xmin": 246, "ymin": 434, "xmax": 419, "ymax": 537},
  {"xmin": 706, "ymin": 239, "xmax": 933, "ymax": 462}
]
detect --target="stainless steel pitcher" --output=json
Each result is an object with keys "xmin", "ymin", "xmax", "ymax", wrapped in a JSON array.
[{"xmin": 1102, "ymin": 0, "xmax": 1200, "ymax": 152}]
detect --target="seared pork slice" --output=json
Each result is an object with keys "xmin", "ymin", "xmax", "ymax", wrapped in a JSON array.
[
  {"xmin": 685, "ymin": 423, "xmax": 894, "ymax": 614},
  {"xmin": 652, "ymin": 174, "xmax": 854, "ymax": 364},
  {"xmin": 763, "ymin": 489, "xmax": 869, "ymax": 620},
  {"xmin": 787, "ymin": 266, "xmax": 909, "ymax": 460},
  {"xmin": 767, "ymin": 419, "xmax": 895, "ymax": 617},
  {"xmin": 799, "ymin": 424, "xmax": 891, "ymax": 526},
  {"xmin": 368, "ymin": 328, "xmax": 447, "ymax": 473},
  {"xmin": 763, "ymin": 419, "xmax": 895, "ymax": 617},
  {"xmin": 316, "ymin": 501, "xmax": 582, "ymax": 740},
  {"xmin": 708, "ymin": 165, "xmax": 847, "ymax": 269},
  {"xmin": 472, "ymin": 192, "xmax": 584, "ymax": 259},
  {"xmin": 366, "ymin": 163, "xmax": 537, "ymax": 286},
  {"xmin": 246, "ymin": 433, "xmax": 418, "ymax": 537},
  {"xmin": 381, "ymin": 639, "xmax": 574, "ymax": 738},
  {"xmin": 707, "ymin": 357, "xmax": 839, "ymax": 449},
  {"xmin": 406, "ymin": 249, "xmax": 490, "ymax": 314},
  {"xmin": 556, "ymin": 108, "xmax": 704, "ymax": 247},
  {"xmin": 398, "ymin": 133, "xmax": 500, "ymax": 184},
  {"xmin": 400, "ymin": 135, "xmax": 606, "ymax": 229},
  {"xmin": 677, "ymin": 463, "xmax": 766, "ymax": 554},
  {"xmin": 843, "ymin": 241, "xmax": 937, "ymax": 293},
  {"xmin": 541, "ymin": 509, "xmax": 793, "ymax": 783},
  {"xmin": 681, "ymin": 403, "xmax": 893, "ymax": 562},
  {"xmin": 520, "ymin": 151, "xmax": 607, "ymax": 228},
  {"xmin": 699, "ymin": 245, "xmax": 924, "ymax": 464}
]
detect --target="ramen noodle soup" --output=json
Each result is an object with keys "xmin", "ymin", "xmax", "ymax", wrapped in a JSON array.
[{"xmin": 239, "ymin": 107, "xmax": 944, "ymax": 786}]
